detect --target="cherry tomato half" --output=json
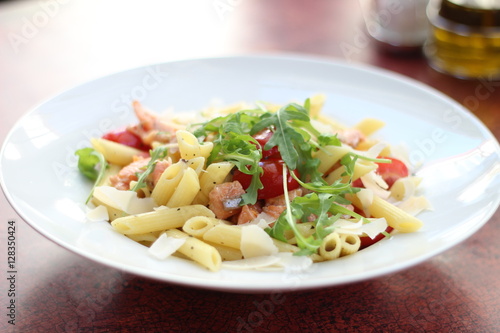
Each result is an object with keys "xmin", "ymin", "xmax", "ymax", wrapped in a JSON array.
[
  {"xmin": 253, "ymin": 129, "xmax": 281, "ymax": 159},
  {"xmin": 233, "ymin": 159, "xmax": 300, "ymax": 200},
  {"xmin": 102, "ymin": 129, "xmax": 150, "ymax": 151},
  {"xmin": 353, "ymin": 157, "xmax": 409, "ymax": 188},
  {"xmin": 376, "ymin": 157, "xmax": 409, "ymax": 188}
]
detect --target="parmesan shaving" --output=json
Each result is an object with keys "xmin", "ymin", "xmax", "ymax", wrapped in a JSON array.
[
  {"xmin": 240, "ymin": 225, "xmax": 279, "ymax": 258},
  {"xmin": 390, "ymin": 176, "xmax": 422, "ymax": 202},
  {"xmin": 86, "ymin": 205, "xmax": 109, "ymax": 221},
  {"xmin": 93, "ymin": 186, "xmax": 155, "ymax": 215},
  {"xmin": 360, "ymin": 218, "xmax": 388, "ymax": 239},
  {"xmin": 397, "ymin": 196, "xmax": 433, "ymax": 216},
  {"xmin": 332, "ymin": 218, "xmax": 388, "ymax": 239},
  {"xmin": 358, "ymin": 142, "xmax": 387, "ymax": 159},
  {"xmin": 221, "ymin": 253, "xmax": 313, "ymax": 271},
  {"xmin": 356, "ymin": 188, "xmax": 374, "ymax": 216},
  {"xmin": 271, "ymin": 253, "xmax": 313, "ymax": 272},
  {"xmin": 360, "ymin": 171, "xmax": 391, "ymax": 199},
  {"xmin": 148, "ymin": 233, "xmax": 186, "ymax": 260}
]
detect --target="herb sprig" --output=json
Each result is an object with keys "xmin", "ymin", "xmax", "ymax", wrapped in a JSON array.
[
  {"xmin": 130, "ymin": 146, "xmax": 168, "ymax": 192},
  {"xmin": 75, "ymin": 147, "xmax": 108, "ymax": 203}
]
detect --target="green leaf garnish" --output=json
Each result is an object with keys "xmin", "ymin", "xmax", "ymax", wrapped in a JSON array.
[
  {"xmin": 130, "ymin": 146, "xmax": 168, "ymax": 192},
  {"xmin": 194, "ymin": 110, "xmax": 263, "ymax": 205},
  {"xmin": 75, "ymin": 147, "xmax": 108, "ymax": 203}
]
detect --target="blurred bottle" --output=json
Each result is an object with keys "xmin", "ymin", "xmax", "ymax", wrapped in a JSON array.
[
  {"xmin": 424, "ymin": 0, "xmax": 500, "ymax": 79},
  {"xmin": 360, "ymin": 0, "xmax": 430, "ymax": 54}
]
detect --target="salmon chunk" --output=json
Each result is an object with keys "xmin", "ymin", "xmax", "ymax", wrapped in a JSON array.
[
  {"xmin": 110, "ymin": 156, "xmax": 171, "ymax": 191},
  {"xmin": 109, "ymin": 156, "xmax": 150, "ymax": 190},
  {"xmin": 236, "ymin": 203, "xmax": 263, "ymax": 225},
  {"xmin": 208, "ymin": 181, "xmax": 246, "ymax": 219}
]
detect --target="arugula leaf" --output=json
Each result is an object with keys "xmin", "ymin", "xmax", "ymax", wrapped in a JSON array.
[
  {"xmin": 290, "ymin": 170, "xmax": 357, "ymax": 195},
  {"xmin": 317, "ymin": 133, "xmax": 342, "ymax": 147},
  {"xmin": 130, "ymin": 146, "xmax": 168, "ymax": 192},
  {"xmin": 267, "ymin": 166, "xmax": 322, "ymax": 255},
  {"xmin": 194, "ymin": 111, "xmax": 263, "ymax": 205},
  {"xmin": 251, "ymin": 103, "xmax": 310, "ymax": 170},
  {"xmin": 75, "ymin": 148, "xmax": 108, "ymax": 203}
]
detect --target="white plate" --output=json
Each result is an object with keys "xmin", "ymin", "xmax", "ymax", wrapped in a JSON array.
[{"xmin": 1, "ymin": 55, "xmax": 499, "ymax": 293}]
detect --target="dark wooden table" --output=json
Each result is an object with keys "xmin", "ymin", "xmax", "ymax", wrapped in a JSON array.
[{"xmin": 1, "ymin": 1, "xmax": 499, "ymax": 332}]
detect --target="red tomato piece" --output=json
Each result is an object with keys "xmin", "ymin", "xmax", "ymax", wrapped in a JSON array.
[
  {"xmin": 359, "ymin": 226, "xmax": 394, "ymax": 250},
  {"xmin": 233, "ymin": 159, "xmax": 300, "ymax": 200},
  {"xmin": 376, "ymin": 157, "xmax": 409, "ymax": 188},
  {"xmin": 352, "ymin": 157, "xmax": 409, "ymax": 189},
  {"xmin": 253, "ymin": 129, "xmax": 281, "ymax": 159},
  {"xmin": 102, "ymin": 129, "xmax": 150, "ymax": 151}
]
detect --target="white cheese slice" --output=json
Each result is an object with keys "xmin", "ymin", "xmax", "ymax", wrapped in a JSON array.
[
  {"xmin": 397, "ymin": 196, "xmax": 433, "ymax": 216},
  {"xmin": 271, "ymin": 253, "xmax": 313, "ymax": 272},
  {"xmin": 360, "ymin": 171, "xmax": 391, "ymax": 199},
  {"xmin": 360, "ymin": 218, "xmax": 388, "ymax": 239},
  {"xmin": 332, "ymin": 217, "xmax": 388, "ymax": 239},
  {"xmin": 93, "ymin": 186, "xmax": 156, "ymax": 215},
  {"xmin": 358, "ymin": 142, "xmax": 387, "ymax": 159},
  {"xmin": 356, "ymin": 188, "xmax": 374, "ymax": 216},
  {"xmin": 240, "ymin": 225, "xmax": 279, "ymax": 259},
  {"xmin": 390, "ymin": 176, "xmax": 422, "ymax": 202},
  {"xmin": 221, "ymin": 253, "xmax": 313, "ymax": 272},
  {"xmin": 85, "ymin": 205, "xmax": 109, "ymax": 222},
  {"xmin": 148, "ymin": 233, "xmax": 186, "ymax": 260}
]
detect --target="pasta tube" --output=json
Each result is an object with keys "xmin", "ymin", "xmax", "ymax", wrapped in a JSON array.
[
  {"xmin": 91, "ymin": 138, "xmax": 143, "ymax": 166},
  {"xmin": 203, "ymin": 224, "xmax": 242, "ymax": 250},
  {"xmin": 348, "ymin": 194, "xmax": 423, "ymax": 233},
  {"xmin": 111, "ymin": 205, "xmax": 215, "ymax": 234},
  {"xmin": 319, "ymin": 232, "xmax": 342, "ymax": 260},
  {"xmin": 166, "ymin": 229, "xmax": 221, "ymax": 271}
]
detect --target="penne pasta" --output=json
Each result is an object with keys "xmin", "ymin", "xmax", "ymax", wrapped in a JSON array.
[
  {"xmin": 91, "ymin": 138, "xmax": 143, "ymax": 166},
  {"xmin": 111, "ymin": 205, "xmax": 215, "ymax": 234},
  {"xmin": 192, "ymin": 162, "xmax": 234, "ymax": 205},
  {"xmin": 182, "ymin": 216, "xmax": 226, "ymax": 238},
  {"xmin": 203, "ymin": 224, "xmax": 242, "ymax": 250},
  {"xmin": 151, "ymin": 161, "xmax": 186, "ymax": 206},
  {"xmin": 348, "ymin": 194, "xmax": 423, "ymax": 233},
  {"xmin": 166, "ymin": 229, "xmax": 221, "ymax": 271},
  {"xmin": 208, "ymin": 242, "xmax": 244, "ymax": 261},
  {"xmin": 325, "ymin": 159, "xmax": 377, "ymax": 184},
  {"xmin": 176, "ymin": 130, "xmax": 213, "ymax": 160},
  {"xmin": 186, "ymin": 156, "xmax": 206, "ymax": 176},
  {"xmin": 166, "ymin": 167, "xmax": 200, "ymax": 207},
  {"xmin": 314, "ymin": 145, "xmax": 351, "ymax": 175},
  {"xmin": 354, "ymin": 118, "xmax": 385, "ymax": 137}
]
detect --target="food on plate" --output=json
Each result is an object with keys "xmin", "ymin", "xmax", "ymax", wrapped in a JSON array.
[{"xmin": 77, "ymin": 95, "xmax": 431, "ymax": 271}]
